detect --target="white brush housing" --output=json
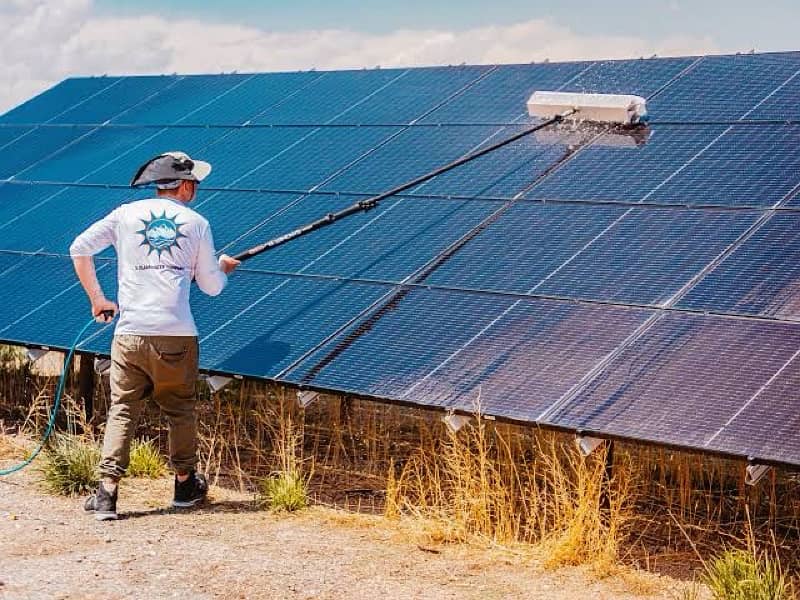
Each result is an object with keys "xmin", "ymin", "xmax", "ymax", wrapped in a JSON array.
[{"xmin": 527, "ymin": 91, "xmax": 648, "ymax": 125}]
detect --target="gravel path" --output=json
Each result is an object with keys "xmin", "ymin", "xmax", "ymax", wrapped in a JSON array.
[{"xmin": 0, "ymin": 472, "xmax": 687, "ymax": 600}]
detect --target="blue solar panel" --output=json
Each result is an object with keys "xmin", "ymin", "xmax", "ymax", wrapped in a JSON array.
[
  {"xmin": 0, "ymin": 254, "xmax": 111, "ymax": 340},
  {"xmin": 235, "ymin": 126, "xmax": 402, "ymax": 191},
  {"xmin": 49, "ymin": 76, "xmax": 179, "ymax": 125},
  {"xmin": 330, "ymin": 65, "xmax": 490, "ymax": 124},
  {"xmin": 0, "ymin": 183, "xmax": 67, "ymax": 228},
  {"xmin": 426, "ymin": 203, "xmax": 629, "ymax": 292},
  {"xmin": 650, "ymin": 125, "xmax": 800, "ymax": 207},
  {"xmin": 197, "ymin": 190, "xmax": 309, "ymax": 250},
  {"xmin": 196, "ymin": 274, "xmax": 391, "ymax": 377},
  {"xmin": 419, "ymin": 125, "xmax": 593, "ymax": 198},
  {"xmin": 321, "ymin": 125, "xmax": 507, "ymax": 194},
  {"xmin": 550, "ymin": 313, "xmax": 800, "ymax": 459},
  {"xmin": 527, "ymin": 124, "xmax": 729, "ymax": 204},
  {"xmin": 0, "ymin": 77, "xmax": 119, "ymax": 124},
  {"xmin": 679, "ymin": 213, "xmax": 800, "ymax": 318},
  {"xmin": 2, "ymin": 55, "xmax": 800, "ymax": 466},
  {"xmin": 0, "ymin": 256, "xmax": 117, "ymax": 349},
  {"xmin": 562, "ymin": 56, "xmax": 696, "ymax": 99},
  {"xmin": 648, "ymin": 52, "xmax": 800, "ymax": 121},
  {"xmin": 535, "ymin": 207, "xmax": 759, "ymax": 304},
  {"xmin": 14, "ymin": 127, "xmax": 152, "ymax": 182},
  {"xmin": 0, "ymin": 126, "xmax": 94, "ymax": 180},
  {"xmin": 421, "ymin": 62, "xmax": 591, "ymax": 124},
  {"xmin": 0, "ymin": 126, "xmax": 31, "ymax": 149},
  {"xmin": 391, "ymin": 299, "xmax": 651, "ymax": 421},
  {"xmin": 252, "ymin": 69, "xmax": 406, "ymax": 125},
  {"xmin": 179, "ymin": 72, "xmax": 322, "ymax": 125},
  {"xmin": 285, "ymin": 288, "xmax": 515, "ymax": 397},
  {"xmin": 231, "ymin": 195, "xmax": 497, "ymax": 281},
  {"xmin": 82, "ymin": 127, "xmax": 233, "ymax": 186},
  {"xmin": 113, "ymin": 74, "xmax": 253, "ymax": 125},
  {"xmin": 0, "ymin": 186, "xmax": 145, "ymax": 254},
  {"xmin": 749, "ymin": 70, "xmax": 800, "ymax": 121}
]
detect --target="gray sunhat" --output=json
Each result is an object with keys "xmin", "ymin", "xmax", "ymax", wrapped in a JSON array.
[{"xmin": 130, "ymin": 151, "xmax": 212, "ymax": 188}]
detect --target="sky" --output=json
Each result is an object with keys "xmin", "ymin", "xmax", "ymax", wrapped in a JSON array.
[{"xmin": 2, "ymin": 0, "xmax": 799, "ymax": 113}]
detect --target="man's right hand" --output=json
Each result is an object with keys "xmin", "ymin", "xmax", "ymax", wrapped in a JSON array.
[
  {"xmin": 91, "ymin": 296, "xmax": 118, "ymax": 322},
  {"xmin": 218, "ymin": 254, "xmax": 241, "ymax": 275}
]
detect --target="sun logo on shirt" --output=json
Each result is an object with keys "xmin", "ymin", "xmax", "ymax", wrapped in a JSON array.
[{"xmin": 136, "ymin": 211, "xmax": 187, "ymax": 258}]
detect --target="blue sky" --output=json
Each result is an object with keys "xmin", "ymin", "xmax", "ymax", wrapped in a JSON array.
[{"xmin": 96, "ymin": 0, "xmax": 799, "ymax": 53}]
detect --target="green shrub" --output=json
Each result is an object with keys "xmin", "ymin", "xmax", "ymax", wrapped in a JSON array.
[
  {"xmin": 703, "ymin": 548, "xmax": 792, "ymax": 600},
  {"xmin": 37, "ymin": 435, "xmax": 100, "ymax": 496},
  {"xmin": 128, "ymin": 438, "xmax": 167, "ymax": 479},
  {"xmin": 260, "ymin": 470, "xmax": 308, "ymax": 512}
]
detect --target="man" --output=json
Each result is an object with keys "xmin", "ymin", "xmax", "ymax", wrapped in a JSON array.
[{"xmin": 70, "ymin": 151, "xmax": 239, "ymax": 521}]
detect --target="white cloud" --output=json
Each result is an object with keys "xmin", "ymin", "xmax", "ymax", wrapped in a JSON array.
[{"xmin": 0, "ymin": 0, "xmax": 719, "ymax": 113}]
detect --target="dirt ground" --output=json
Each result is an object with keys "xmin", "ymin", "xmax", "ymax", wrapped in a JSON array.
[{"xmin": 0, "ymin": 469, "xmax": 698, "ymax": 600}]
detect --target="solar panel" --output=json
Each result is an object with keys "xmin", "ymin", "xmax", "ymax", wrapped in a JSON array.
[
  {"xmin": 2, "ymin": 52, "xmax": 800, "ymax": 467},
  {"xmin": 549, "ymin": 313, "xmax": 800, "ymax": 463},
  {"xmin": 679, "ymin": 213, "xmax": 800, "ymax": 318},
  {"xmin": 648, "ymin": 52, "xmax": 800, "ymax": 121},
  {"xmin": 0, "ymin": 77, "xmax": 120, "ymax": 124}
]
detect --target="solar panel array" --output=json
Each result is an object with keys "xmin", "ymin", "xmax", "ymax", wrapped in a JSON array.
[{"xmin": 1, "ymin": 52, "xmax": 800, "ymax": 466}]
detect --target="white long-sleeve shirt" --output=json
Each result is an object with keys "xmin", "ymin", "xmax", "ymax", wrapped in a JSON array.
[{"xmin": 70, "ymin": 197, "xmax": 227, "ymax": 336}]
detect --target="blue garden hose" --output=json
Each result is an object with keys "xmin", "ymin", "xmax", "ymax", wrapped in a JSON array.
[{"xmin": 0, "ymin": 316, "xmax": 103, "ymax": 476}]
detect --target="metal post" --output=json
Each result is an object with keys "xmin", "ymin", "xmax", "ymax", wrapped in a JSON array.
[
  {"xmin": 601, "ymin": 440, "xmax": 615, "ymax": 513},
  {"xmin": 77, "ymin": 353, "xmax": 96, "ymax": 427}
]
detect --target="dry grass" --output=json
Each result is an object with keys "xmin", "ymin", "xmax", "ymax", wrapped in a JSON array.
[{"xmin": 1, "ymin": 350, "xmax": 799, "ymax": 585}]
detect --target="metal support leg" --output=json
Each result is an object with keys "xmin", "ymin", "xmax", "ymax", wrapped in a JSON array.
[
  {"xmin": 78, "ymin": 353, "xmax": 96, "ymax": 427},
  {"xmin": 601, "ymin": 440, "xmax": 615, "ymax": 513}
]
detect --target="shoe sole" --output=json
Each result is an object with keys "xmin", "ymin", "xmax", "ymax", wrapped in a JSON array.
[
  {"xmin": 94, "ymin": 511, "xmax": 118, "ymax": 521},
  {"xmin": 171, "ymin": 498, "xmax": 205, "ymax": 508}
]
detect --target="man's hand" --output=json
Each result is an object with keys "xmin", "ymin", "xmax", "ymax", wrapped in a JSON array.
[
  {"xmin": 91, "ymin": 295, "xmax": 118, "ymax": 323},
  {"xmin": 218, "ymin": 254, "xmax": 241, "ymax": 275}
]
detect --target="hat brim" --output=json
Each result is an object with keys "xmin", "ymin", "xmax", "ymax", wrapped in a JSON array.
[{"xmin": 191, "ymin": 160, "xmax": 212, "ymax": 182}]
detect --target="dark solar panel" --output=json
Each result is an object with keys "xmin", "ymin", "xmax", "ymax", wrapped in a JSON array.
[
  {"xmin": 679, "ymin": 213, "xmax": 800, "ymax": 319},
  {"xmin": 49, "ymin": 76, "xmax": 179, "ymax": 125},
  {"xmin": 227, "ymin": 196, "xmax": 497, "ymax": 281},
  {"xmin": 2, "ymin": 54, "xmax": 800, "ymax": 466},
  {"xmin": 526, "ymin": 124, "xmax": 729, "ymax": 205},
  {"xmin": 251, "ymin": 69, "xmax": 407, "ymax": 125},
  {"xmin": 648, "ymin": 52, "xmax": 800, "ymax": 120},
  {"xmin": 112, "ymin": 74, "xmax": 254, "ymax": 125},
  {"xmin": 331, "ymin": 65, "xmax": 491, "ymax": 124},
  {"xmin": 549, "ymin": 313, "xmax": 800, "ymax": 453},
  {"xmin": 420, "ymin": 62, "xmax": 590, "ymax": 124}
]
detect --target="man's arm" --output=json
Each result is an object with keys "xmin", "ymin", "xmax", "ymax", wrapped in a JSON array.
[
  {"xmin": 70, "ymin": 210, "xmax": 119, "ymax": 321},
  {"xmin": 195, "ymin": 223, "xmax": 239, "ymax": 296}
]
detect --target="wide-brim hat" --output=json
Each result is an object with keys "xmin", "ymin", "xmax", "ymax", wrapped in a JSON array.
[{"xmin": 130, "ymin": 151, "xmax": 212, "ymax": 188}]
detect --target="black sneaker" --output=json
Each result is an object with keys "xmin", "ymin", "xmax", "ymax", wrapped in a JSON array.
[
  {"xmin": 84, "ymin": 481, "xmax": 118, "ymax": 521},
  {"xmin": 172, "ymin": 471, "xmax": 208, "ymax": 508}
]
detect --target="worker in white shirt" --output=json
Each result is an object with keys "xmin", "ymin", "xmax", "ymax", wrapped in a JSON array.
[{"xmin": 70, "ymin": 151, "xmax": 239, "ymax": 520}]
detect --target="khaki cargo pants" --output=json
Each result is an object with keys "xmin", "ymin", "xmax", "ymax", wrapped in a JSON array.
[{"xmin": 100, "ymin": 335, "xmax": 199, "ymax": 480}]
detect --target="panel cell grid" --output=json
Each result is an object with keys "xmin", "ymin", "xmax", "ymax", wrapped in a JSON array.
[
  {"xmin": 113, "ymin": 74, "xmax": 254, "ymax": 125},
  {"xmin": 421, "ymin": 62, "xmax": 591, "ymax": 125},
  {"xmin": 527, "ymin": 124, "xmax": 729, "ymax": 204},
  {"xmin": 0, "ymin": 77, "xmax": 120, "ymax": 124},
  {"xmin": 551, "ymin": 313, "xmax": 800, "ymax": 453},
  {"xmin": 648, "ymin": 52, "xmax": 800, "ymax": 121},
  {"xmin": 1, "ymin": 126, "xmax": 94, "ymax": 180},
  {"xmin": 679, "ymin": 213, "xmax": 800, "ymax": 319}
]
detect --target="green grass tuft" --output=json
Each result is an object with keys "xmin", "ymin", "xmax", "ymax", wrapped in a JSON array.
[
  {"xmin": 37, "ymin": 434, "xmax": 100, "ymax": 496},
  {"xmin": 703, "ymin": 548, "xmax": 793, "ymax": 600},
  {"xmin": 128, "ymin": 438, "xmax": 167, "ymax": 479},
  {"xmin": 259, "ymin": 470, "xmax": 309, "ymax": 512}
]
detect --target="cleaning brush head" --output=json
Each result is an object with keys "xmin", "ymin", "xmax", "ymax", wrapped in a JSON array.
[{"xmin": 527, "ymin": 91, "xmax": 648, "ymax": 125}]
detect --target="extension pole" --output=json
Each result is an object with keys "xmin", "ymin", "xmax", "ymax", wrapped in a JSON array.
[{"xmin": 233, "ymin": 113, "xmax": 569, "ymax": 262}]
